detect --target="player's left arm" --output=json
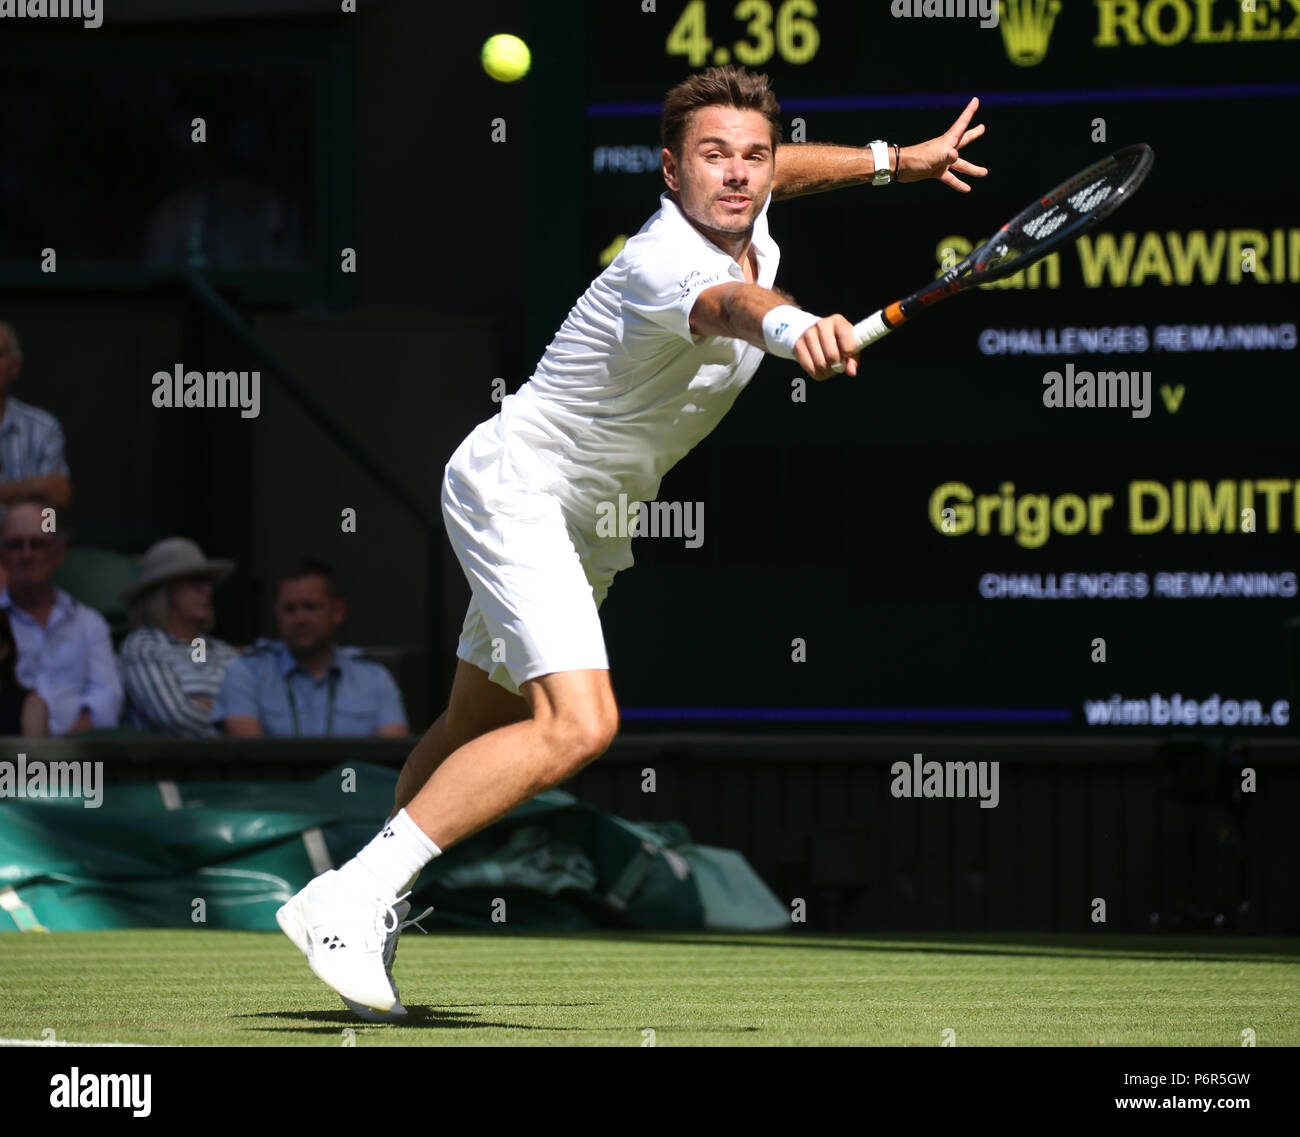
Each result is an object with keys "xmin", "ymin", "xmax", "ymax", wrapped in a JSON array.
[{"xmin": 771, "ymin": 97, "xmax": 988, "ymax": 201}]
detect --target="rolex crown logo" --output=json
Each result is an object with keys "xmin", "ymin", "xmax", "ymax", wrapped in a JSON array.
[{"xmin": 999, "ymin": 0, "xmax": 1061, "ymax": 67}]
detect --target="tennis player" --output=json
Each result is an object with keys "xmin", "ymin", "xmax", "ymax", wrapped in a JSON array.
[{"xmin": 279, "ymin": 65, "xmax": 986, "ymax": 1015}]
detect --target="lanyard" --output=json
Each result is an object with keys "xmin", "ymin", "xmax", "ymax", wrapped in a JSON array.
[{"xmin": 284, "ymin": 671, "xmax": 338, "ymax": 737}]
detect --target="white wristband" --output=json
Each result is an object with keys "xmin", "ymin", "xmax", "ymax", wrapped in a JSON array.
[
  {"xmin": 869, "ymin": 139, "xmax": 891, "ymax": 185},
  {"xmin": 761, "ymin": 305, "xmax": 820, "ymax": 359}
]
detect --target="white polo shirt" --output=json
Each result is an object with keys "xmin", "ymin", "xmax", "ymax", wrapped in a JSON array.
[{"xmin": 494, "ymin": 189, "xmax": 781, "ymax": 525}]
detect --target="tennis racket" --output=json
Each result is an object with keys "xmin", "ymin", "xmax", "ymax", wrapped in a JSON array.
[{"xmin": 833, "ymin": 142, "xmax": 1154, "ymax": 369}]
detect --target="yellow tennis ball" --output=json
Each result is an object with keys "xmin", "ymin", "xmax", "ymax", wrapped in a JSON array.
[{"xmin": 482, "ymin": 34, "xmax": 530, "ymax": 82}]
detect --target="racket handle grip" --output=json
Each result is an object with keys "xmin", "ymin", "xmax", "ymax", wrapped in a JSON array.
[
  {"xmin": 831, "ymin": 308, "xmax": 894, "ymax": 373},
  {"xmin": 852, "ymin": 309, "xmax": 895, "ymax": 350}
]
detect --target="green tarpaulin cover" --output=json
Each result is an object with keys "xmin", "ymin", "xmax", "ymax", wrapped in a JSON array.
[{"xmin": 0, "ymin": 762, "xmax": 787, "ymax": 933}]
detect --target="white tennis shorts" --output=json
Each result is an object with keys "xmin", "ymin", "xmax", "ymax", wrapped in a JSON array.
[{"xmin": 441, "ymin": 415, "xmax": 628, "ymax": 696}]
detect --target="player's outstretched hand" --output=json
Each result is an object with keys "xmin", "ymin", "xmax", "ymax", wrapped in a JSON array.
[
  {"xmin": 898, "ymin": 96, "xmax": 988, "ymax": 193},
  {"xmin": 795, "ymin": 314, "xmax": 859, "ymax": 382}
]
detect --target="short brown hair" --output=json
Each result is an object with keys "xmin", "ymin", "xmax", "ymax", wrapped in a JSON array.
[
  {"xmin": 661, "ymin": 65, "xmax": 782, "ymax": 159},
  {"xmin": 276, "ymin": 558, "xmax": 341, "ymax": 600}
]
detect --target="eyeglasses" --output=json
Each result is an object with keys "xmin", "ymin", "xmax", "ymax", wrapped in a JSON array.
[{"xmin": 1, "ymin": 537, "xmax": 55, "ymax": 552}]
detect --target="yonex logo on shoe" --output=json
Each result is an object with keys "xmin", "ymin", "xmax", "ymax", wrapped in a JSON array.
[{"xmin": 321, "ymin": 934, "xmax": 346, "ymax": 950}]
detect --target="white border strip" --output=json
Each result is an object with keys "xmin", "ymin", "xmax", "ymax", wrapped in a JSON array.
[
  {"xmin": 0, "ymin": 885, "xmax": 47, "ymax": 931},
  {"xmin": 301, "ymin": 827, "xmax": 333, "ymax": 874},
  {"xmin": 0, "ymin": 1038, "xmax": 177, "ymax": 1048}
]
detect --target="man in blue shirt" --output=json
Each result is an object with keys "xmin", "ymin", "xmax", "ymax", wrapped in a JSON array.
[
  {"xmin": 0, "ymin": 498, "xmax": 122, "ymax": 734},
  {"xmin": 213, "ymin": 559, "xmax": 407, "ymax": 737}
]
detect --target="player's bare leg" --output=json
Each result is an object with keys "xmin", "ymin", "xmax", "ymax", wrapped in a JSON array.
[
  {"xmin": 403, "ymin": 668, "xmax": 618, "ymax": 848},
  {"xmin": 279, "ymin": 662, "xmax": 528, "ymax": 1019},
  {"xmin": 277, "ymin": 668, "xmax": 615, "ymax": 1013},
  {"xmin": 389, "ymin": 659, "xmax": 530, "ymax": 820}
]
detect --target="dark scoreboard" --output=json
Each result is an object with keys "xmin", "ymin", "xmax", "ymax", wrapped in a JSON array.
[{"xmin": 579, "ymin": 0, "xmax": 1300, "ymax": 733}]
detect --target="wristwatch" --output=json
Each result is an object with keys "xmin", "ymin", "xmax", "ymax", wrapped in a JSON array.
[{"xmin": 869, "ymin": 139, "xmax": 891, "ymax": 186}]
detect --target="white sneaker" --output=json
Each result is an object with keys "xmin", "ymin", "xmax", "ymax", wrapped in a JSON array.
[
  {"xmin": 276, "ymin": 890, "xmax": 313, "ymax": 958},
  {"xmin": 341, "ymin": 900, "xmax": 435, "ymax": 1022},
  {"xmin": 276, "ymin": 870, "xmax": 405, "ymax": 1013}
]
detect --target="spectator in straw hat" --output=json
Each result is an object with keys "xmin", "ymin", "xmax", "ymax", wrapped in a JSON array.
[
  {"xmin": 117, "ymin": 537, "xmax": 242, "ymax": 737},
  {"xmin": 0, "ymin": 497, "xmax": 121, "ymax": 734}
]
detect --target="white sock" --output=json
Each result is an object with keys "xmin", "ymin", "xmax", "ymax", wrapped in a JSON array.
[
  {"xmin": 386, "ymin": 814, "xmax": 421, "ymax": 896},
  {"xmin": 336, "ymin": 809, "xmax": 441, "ymax": 898}
]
